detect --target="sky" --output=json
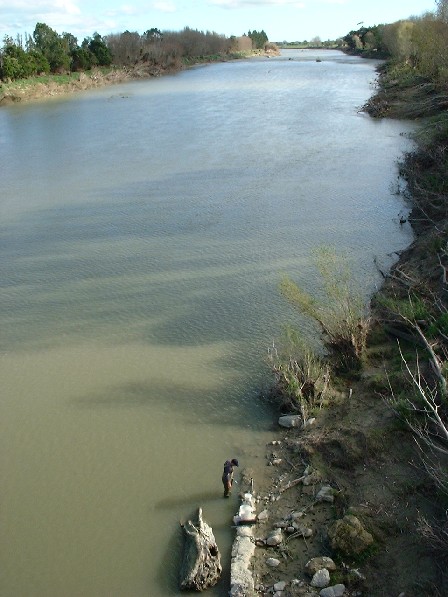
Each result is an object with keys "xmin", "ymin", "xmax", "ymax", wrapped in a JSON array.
[{"xmin": 0, "ymin": 0, "xmax": 438, "ymax": 43}]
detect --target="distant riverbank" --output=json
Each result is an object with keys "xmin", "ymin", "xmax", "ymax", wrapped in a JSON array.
[{"xmin": 0, "ymin": 49, "xmax": 278, "ymax": 107}]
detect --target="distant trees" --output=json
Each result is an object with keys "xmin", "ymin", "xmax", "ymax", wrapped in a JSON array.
[
  {"xmin": 31, "ymin": 22, "xmax": 71, "ymax": 72},
  {"xmin": 0, "ymin": 36, "xmax": 50, "ymax": 79},
  {"xmin": 343, "ymin": 24, "xmax": 387, "ymax": 55},
  {"xmin": 411, "ymin": 13, "xmax": 448, "ymax": 85},
  {"xmin": 0, "ymin": 24, "xmax": 114, "ymax": 79},
  {"xmin": 248, "ymin": 30, "xmax": 268, "ymax": 49},
  {"xmin": 381, "ymin": 20, "xmax": 416, "ymax": 61},
  {"xmin": 0, "ymin": 21, "xmax": 245, "ymax": 83},
  {"xmin": 341, "ymin": 0, "xmax": 448, "ymax": 86}
]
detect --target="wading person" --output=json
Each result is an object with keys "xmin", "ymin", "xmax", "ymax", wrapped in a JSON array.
[{"xmin": 222, "ymin": 458, "xmax": 239, "ymax": 497}]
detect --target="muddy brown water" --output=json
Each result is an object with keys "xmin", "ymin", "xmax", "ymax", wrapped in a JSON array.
[{"xmin": 0, "ymin": 49, "xmax": 415, "ymax": 596}]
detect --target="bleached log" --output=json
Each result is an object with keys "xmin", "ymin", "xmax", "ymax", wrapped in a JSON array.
[{"xmin": 180, "ymin": 508, "xmax": 222, "ymax": 591}]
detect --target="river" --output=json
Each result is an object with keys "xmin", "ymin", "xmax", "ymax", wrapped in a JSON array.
[{"xmin": 0, "ymin": 49, "xmax": 414, "ymax": 596}]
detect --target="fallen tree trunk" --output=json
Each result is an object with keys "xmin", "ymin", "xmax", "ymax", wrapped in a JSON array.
[{"xmin": 180, "ymin": 507, "xmax": 222, "ymax": 591}]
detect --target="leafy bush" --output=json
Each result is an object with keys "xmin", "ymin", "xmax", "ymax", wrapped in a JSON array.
[{"xmin": 280, "ymin": 248, "xmax": 370, "ymax": 373}]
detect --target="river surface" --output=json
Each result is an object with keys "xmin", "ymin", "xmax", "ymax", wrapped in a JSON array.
[{"xmin": 0, "ymin": 49, "xmax": 414, "ymax": 596}]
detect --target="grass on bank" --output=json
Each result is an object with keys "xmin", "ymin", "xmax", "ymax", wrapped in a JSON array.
[{"xmin": 0, "ymin": 68, "xmax": 118, "ymax": 90}]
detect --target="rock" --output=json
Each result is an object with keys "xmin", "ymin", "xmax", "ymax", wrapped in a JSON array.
[
  {"xmin": 234, "ymin": 493, "xmax": 257, "ymax": 525},
  {"xmin": 316, "ymin": 485, "xmax": 335, "ymax": 503},
  {"xmin": 290, "ymin": 511, "xmax": 304, "ymax": 521},
  {"xmin": 319, "ymin": 584, "xmax": 346, "ymax": 597},
  {"xmin": 328, "ymin": 515, "xmax": 374, "ymax": 556},
  {"xmin": 266, "ymin": 557, "xmax": 281, "ymax": 567},
  {"xmin": 278, "ymin": 414, "xmax": 302, "ymax": 428},
  {"xmin": 303, "ymin": 417, "xmax": 316, "ymax": 428},
  {"xmin": 271, "ymin": 458, "xmax": 283, "ymax": 466},
  {"xmin": 274, "ymin": 580, "xmax": 287, "ymax": 591},
  {"xmin": 311, "ymin": 568, "xmax": 330, "ymax": 588},
  {"xmin": 257, "ymin": 509, "xmax": 269, "ymax": 522},
  {"xmin": 292, "ymin": 522, "xmax": 313, "ymax": 538},
  {"xmin": 305, "ymin": 556, "xmax": 337, "ymax": 576},
  {"xmin": 266, "ymin": 528, "xmax": 283, "ymax": 546},
  {"xmin": 303, "ymin": 469, "xmax": 322, "ymax": 486},
  {"xmin": 236, "ymin": 526, "xmax": 253, "ymax": 537}
]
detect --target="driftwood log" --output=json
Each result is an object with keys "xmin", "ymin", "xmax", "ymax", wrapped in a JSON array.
[{"xmin": 179, "ymin": 508, "xmax": 222, "ymax": 591}]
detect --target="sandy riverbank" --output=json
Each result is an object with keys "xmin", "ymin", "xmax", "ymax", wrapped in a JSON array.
[{"xmin": 0, "ymin": 64, "xmax": 174, "ymax": 106}]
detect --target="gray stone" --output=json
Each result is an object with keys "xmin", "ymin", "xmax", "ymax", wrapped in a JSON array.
[
  {"xmin": 290, "ymin": 511, "xmax": 304, "ymax": 521},
  {"xmin": 303, "ymin": 417, "xmax": 316, "ymax": 428},
  {"xmin": 266, "ymin": 528, "xmax": 283, "ymax": 546},
  {"xmin": 311, "ymin": 568, "xmax": 330, "ymax": 588},
  {"xmin": 257, "ymin": 509, "xmax": 269, "ymax": 522},
  {"xmin": 274, "ymin": 581, "xmax": 287, "ymax": 591},
  {"xmin": 319, "ymin": 584, "xmax": 346, "ymax": 597},
  {"xmin": 266, "ymin": 557, "xmax": 281, "ymax": 567},
  {"xmin": 316, "ymin": 485, "xmax": 335, "ymax": 503},
  {"xmin": 303, "ymin": 470, "xmax": 322, "ymax": 486},
  {"xmin": 293, "ymin": 522, "xmax": 313, "ymax": 538},
  {"xmin": 278, "ymin": 414, "xmax": 302, "ymax": 428}
]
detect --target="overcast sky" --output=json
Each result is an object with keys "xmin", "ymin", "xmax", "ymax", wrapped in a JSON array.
[{"xmin": 0, "ymin": 0, "xmax": 438, "ymax": 43}]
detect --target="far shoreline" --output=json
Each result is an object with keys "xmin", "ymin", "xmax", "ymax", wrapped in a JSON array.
[{"xmin": 0, "ymin": 48, "xmax": 280, "ymax": 108}]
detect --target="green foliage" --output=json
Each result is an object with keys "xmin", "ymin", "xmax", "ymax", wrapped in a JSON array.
[
  {"xmin": 280, "ymin": 248, "xmax": 370, "ymax": 373},
  {"xmin": 0, "ymin": 38, "xmax": 50, "ymax": 80},
  {"xmin": 343, "ymin": 24, "xmax": 388, "ymax": 56},
  {"xmin": 33, "ymin": 22, "xmax": 70, "ymax": 72},
  {"xmin": 70, "ymin": 47, "xmax": 94, "ymax": 71},
  {"xmin": 1, "ymin": 21, "xmax": 234, "ymax": 83},
  {"xmin": 269, "ymin": 327, "xmax": 330, "ymax": 415},
  {"xmin": 428, "ymin": 312, "xmax": 448, "ymax": 338},
  {"xmin": 83, "ymin": 33, "xmax": 112, "ymax": 66},
  {"xmin": 247, "ymin": 29, "xmax": 268, "ymax": 49},
  {"xmin": 378, "ymin": 293, "xmax": 430, "ymax": 322}
]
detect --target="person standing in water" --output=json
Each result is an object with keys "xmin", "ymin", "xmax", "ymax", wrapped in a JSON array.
[{"xmin": 222, "ymin": 458, "xmax": 239, "ymax": 497}]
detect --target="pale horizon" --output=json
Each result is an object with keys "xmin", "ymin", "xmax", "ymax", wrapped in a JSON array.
[{"xmin": 0, "ymin": 0, "xmax": 438, "ymax": 44}]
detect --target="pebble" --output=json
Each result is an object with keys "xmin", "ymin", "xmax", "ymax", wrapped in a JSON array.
[{"xmin": 266, "ymin": 557, "xmax": 281, "ymax": 567}]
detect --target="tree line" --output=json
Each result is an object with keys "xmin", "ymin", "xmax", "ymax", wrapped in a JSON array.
[
  {"xmin": 0, "ymin": 23, "xmax": 271, "ymax": 82},
  {"xmin": 343, "ymin": 0, "xmax": 448, "ymax": 87}
]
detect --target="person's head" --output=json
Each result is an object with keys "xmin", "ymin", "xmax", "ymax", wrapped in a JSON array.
[{"xmin": 231, "ymin": 458, "xmax": 239, "ymax": 467}]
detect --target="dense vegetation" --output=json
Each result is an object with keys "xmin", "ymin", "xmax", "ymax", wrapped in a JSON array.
[{"xmin": 0, "ymin": 23, "xmax": 265, "ymax": 83}]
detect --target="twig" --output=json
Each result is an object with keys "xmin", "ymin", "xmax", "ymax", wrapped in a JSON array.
[{"xmin": 278, "ymin": 476, "xmax": 305, "ymax": 493}]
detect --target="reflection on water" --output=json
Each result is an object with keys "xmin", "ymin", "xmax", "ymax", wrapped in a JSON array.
[{"xmin": 0, "ymin": 49, "xmax": 414, "ymax": 596}]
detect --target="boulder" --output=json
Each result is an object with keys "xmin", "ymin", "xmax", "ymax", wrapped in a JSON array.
[
  {"xmin": 328, "ymin": 515, "xmax": 374, "ymax": 556},
  {"xmin": 278, "ymin": 414, "xmax": 302, "ymax": 428}
]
